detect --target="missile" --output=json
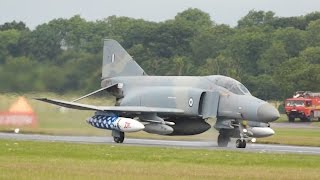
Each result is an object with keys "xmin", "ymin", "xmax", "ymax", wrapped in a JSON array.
[
  {"xmin": 247, "ymin": 127, "xmax": 275, "ymax": 138},
  {"xmin": 144, "ymin": 123, "xmax": 174, "ymax": 135},
  {"xmin": 87, "ymin": 115, "xmax": 144, "ymax": 132}
]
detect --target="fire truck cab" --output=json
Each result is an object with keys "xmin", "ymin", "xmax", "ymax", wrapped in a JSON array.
[{"xmin": 285, "ymin": 91, "xmax": 320, "ymax": 122}]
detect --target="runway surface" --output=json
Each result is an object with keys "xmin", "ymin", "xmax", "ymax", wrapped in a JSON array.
[{"xmin": 0, "ymin": 132, "xmax": 319, "ymax": 155}]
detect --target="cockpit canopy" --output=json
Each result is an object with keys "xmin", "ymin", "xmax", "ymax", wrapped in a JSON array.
[{"xmin": 206, "ymin": 75, "xmax": 251, "ymax": 95}]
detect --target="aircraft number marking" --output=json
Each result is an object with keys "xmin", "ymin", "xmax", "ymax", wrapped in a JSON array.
[{"xmin": 124, "ymin": 122, "xmax": 131, "ymax": 128}]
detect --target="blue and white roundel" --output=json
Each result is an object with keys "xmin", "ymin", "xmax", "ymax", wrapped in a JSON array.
[{"xmin": 188, "ymin": 98, "xmax": 193, "ymax": 107}]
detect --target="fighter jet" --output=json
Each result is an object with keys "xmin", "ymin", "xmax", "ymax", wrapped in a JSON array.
[{"xmin": 36, "ymin": 39, "xmax": 280, "ymax": 148}]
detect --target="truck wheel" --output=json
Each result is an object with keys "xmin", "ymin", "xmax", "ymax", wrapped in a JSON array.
[
  {"xmin": 304, "ymin": 112, "xmax": 314, "ymax": 122},
  {"xmin": 310, "ymin": 112, "xmax": 314, "ymax": 121},
  {"xmin": 288, "ymin": 117, "xmax": 294, "ymax": 122}
]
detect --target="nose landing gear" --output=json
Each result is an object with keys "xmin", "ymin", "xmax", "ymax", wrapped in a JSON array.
[{"xmin": 236, "ymin": 139, "xmax": 246, "ymax": 148}]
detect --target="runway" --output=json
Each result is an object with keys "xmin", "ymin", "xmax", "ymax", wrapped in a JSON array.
[{"xmin": 0, "ymin": 132, "xmax": 319, "ymax": 155}]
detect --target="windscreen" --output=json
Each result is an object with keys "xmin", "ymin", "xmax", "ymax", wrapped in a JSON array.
[
  {"xmin": 207, "ymin": 75, "xmax": 251, "ymax": 95},
  {"xmin": 286, "ymin": 100, "xmax": 305, "ymax": 106}
]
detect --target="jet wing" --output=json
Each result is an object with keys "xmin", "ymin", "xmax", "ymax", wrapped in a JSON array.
[{"xmin": 35, "ymin": 98, "xmax": 184, "ymax": 114}]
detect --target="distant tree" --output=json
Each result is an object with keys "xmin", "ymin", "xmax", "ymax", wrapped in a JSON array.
[
  {"xmin": 175, "ymin": 8, "xmax": 214, "ymax": 30},
  {"xmin": 306, "ymin": 19, "xmax": 320, "ymax": 47},
  {"xmin": 305, "ymin": 12, "xmax": 320, "ymax": 24},
  {"xmin": 246, "ymin": 75, "xmax": 281, "ymax": 100},
  {"xmin": 0, "ymin": 56, "xmax": 37, "ymax": 92},
  {"xmin": 0, "ymin": 21, "xmax": 29, "ymax": 31},
  {"xmin": 172, "ymin": 56, "xmax": 193, "ymax": 76},
  {"xmin": 237, "ymin": 10, "xmax": 275, "ymax": 28},
  {"xmin": 0, "ymin": 29, "xmax": 21, "ymax": 63},
  {"xmin": 299, "ymin": 46, "xmax": 320, "ymax": 64},
  {"xmin": 198, "ymin": 54, "xmax": 240, "ymax": 80},
  {"xmin": 271, "ymin": 16, "xmax": 307, "ymax": 30},
  {"xmin": 191, "ymin": 25, "xmax": 234, "ymax": 64},
  {"xmin": 226, "ymin": 27, "xmax": 270, "ymax": 75},
  {"xmin": 28, "ymin": 23, "xmax": 63, "ymax": 61},
  {"xmin": 273, "ymin": 58, "xmax": 310, "ymax": 98},
  {"xmin": 273, "ymin": 27, "xmax": 307, "ymax": 57},
  {"xmin": 257, "ymin": 41, "xmax": 288, "ymax": 74}
]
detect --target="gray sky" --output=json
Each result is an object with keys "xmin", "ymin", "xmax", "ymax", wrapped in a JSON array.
[{"xmin": 1, "ymin": 0, "xmax": 320, "ymax": 29}]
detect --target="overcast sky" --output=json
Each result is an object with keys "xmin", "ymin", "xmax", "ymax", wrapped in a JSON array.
[{"xmin": 1, "ymin": 0, "xmax": 320, "ymax": 29}]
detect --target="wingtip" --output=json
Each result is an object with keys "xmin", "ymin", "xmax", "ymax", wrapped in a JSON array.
[{"xmin": 33, "ymin": 98, "xmax": 48, "ymax": 101}]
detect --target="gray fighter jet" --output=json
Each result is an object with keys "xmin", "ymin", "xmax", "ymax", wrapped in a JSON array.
[{"xmin": 36, "ymin": 39, "xmax": 280, "ymax": 148}]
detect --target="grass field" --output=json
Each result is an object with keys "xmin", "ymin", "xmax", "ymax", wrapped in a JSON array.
[
  {"xmin": 1, "ymin": 93, "xmax": 320, "ymax": 147},
  {"xmin": 260, "ymin": 128, "xmax": 320, "ymax": 146},
  {"xmin": 0, "ymin": 139, "xmax": 319, "ymax": 180}
]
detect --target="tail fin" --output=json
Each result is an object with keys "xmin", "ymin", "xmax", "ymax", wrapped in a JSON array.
[{"xmin": 102, "ymin": 39, "xmax": 146, "ymax": 79}]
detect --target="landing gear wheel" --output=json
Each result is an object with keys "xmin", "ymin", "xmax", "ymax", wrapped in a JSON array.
[
  {"xmin": 113, "ymin": 131, "xmax": 125, "ymax": 143},
  {"xmin": 236, "ymin": 139, "xmax": 246, "ymax": 148},
  {"xmin": 217, "ymin": 134, "xmax": 230, "ymax": 147}
]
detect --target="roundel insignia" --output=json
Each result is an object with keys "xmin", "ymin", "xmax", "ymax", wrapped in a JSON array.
[{"xmin": 188, "ymin": 98, "xmax": 193, "ymax": 107}]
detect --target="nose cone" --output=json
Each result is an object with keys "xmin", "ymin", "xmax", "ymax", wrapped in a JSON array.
[
  {"xmin": 257, "ymin": 103, "xmax": 280, "ymax": 122},
  {"xmin": 86, "ymin": 118, "xmax": 91, "ymax": 124}
]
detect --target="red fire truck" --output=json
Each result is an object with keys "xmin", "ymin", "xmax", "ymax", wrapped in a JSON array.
[{"xmin": 285, "ymin": 91, "xmax": 320, "ymax": 122}]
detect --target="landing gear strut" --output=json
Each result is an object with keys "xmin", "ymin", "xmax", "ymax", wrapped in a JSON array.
[
  {"xmin": 112, "ymin": 130, "xmax": 125, "ymax": 143},
  {"xmin": 236, "ymin": 121, "xmax": 247, "ymax": 148}
]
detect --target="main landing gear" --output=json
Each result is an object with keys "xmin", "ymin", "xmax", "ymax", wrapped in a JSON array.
[
  {"xmin": 217, "ymin": 134, "xmax": 230, "ymax": 147},
  {"xmin": 112, "ymin": 130, "xmax": 125, "ymax": 143}
]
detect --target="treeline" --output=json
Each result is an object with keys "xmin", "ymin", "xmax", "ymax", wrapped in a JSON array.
[{"xmin": 1, "ymin": 9, "xmax": 320, "ymax": 100}]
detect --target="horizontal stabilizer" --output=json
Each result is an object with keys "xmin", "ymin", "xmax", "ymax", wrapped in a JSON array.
[{"xmin": 35, "ymin": 98, "xmax": 184, "ymax": 114}]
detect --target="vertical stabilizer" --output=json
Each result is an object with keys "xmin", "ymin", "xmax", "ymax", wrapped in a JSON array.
[{"xmin": 102, "ymin": 39, "xmax": 146, "ymax": 79}]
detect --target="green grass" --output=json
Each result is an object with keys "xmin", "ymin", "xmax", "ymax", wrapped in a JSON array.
[
  {"xmin": 260, "ymin": 128, "xmax": 320, "ymax": 146},
  {"xmin": 276, "ymin": 114, "xmax": 320, "ymax": 124},
  {"xmin": 0, "ymin": 139, "xmax": 319, "ymax": 180},
  {"xmin": 1, "ymin": 93, "xmax": 320, "ymax": 147}
]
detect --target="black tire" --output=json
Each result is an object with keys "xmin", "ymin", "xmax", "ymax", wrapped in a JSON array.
[
  {"xmin": 114, "ymin": 131, "xmax": 125, "ymax": 143},
  {"xmin": 241, "ymin": 140, "xmax": 246, "ymax": 148},
  {"xmin": 236, "ymin": 139, "xmax": 246, "ymax": 148},
  {"xmin": 288, "ymin": 117, "xmax": 294, "ymax": 122},
  {"xmin": 308, "ymin": 112, "xmax": 314, "ymax": 122},
  {"xmin": 302, "ymin": 116, "xmax": 312, "ymax": 122},
  {"xmin": 236, "ymin": 139, "xmax": 242, "ymax": 148},
  {"xmin": 288, "ymin": 114, "xmax": 295, "ymax": 122},
  {"xmin": 217, "ymin": 134, "xmax": 229, "ymax": 147}
]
